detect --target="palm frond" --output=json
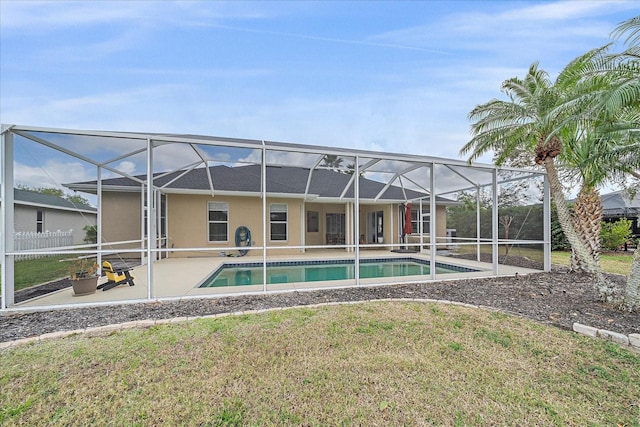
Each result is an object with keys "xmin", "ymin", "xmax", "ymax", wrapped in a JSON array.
[{"xmin": 611, "ymin": 16, "xmax": 640, "ymax": 47}]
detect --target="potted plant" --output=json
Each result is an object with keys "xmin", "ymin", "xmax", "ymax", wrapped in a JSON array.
[{"xmin": 69, "ymin": 258, "xmax": 99, "ymax": 296}]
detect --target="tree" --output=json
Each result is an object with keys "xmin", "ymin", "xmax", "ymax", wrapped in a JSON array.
[
  {"xmin": 321, "ymin": 155, "xmax": 344, "ymax": 171},
  {"xmin": 67, "ymin": 194, "xmax": 91, "ymax": 206},
  {"xmin": 16, "ymin": 184, "xmax": 91, "ymax": 206},
  {"xmin": 555, "ymin": 33, "xmax": 640, "ymax": 274},
  {"xmin": 608, "ymin": 15, "xmax": 640, "ymax": 311},
  {"xmin": 460, "ymin": 60, "xmax": 615, "ymax": 301},
  {"xmin": 83, "ymin": 225, "xmax": 98, "ymax": 244},
  {"xmin": 499, "ymin": 215, "xmax": 514, "ymax": 255}
]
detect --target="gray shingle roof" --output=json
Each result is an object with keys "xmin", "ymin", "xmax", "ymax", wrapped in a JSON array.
[
  {"xmin": 70, "ymin": 165, "xmax": 431, "ymax": 201},
  {"xmin": 14, "ymin": 189, "xmax": 96, "ymax": 212}
]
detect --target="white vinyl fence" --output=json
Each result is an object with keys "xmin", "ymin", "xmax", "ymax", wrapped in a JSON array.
[{"xmin": 14, "ymin": 230, "xmax": 74, "ymax": 261}]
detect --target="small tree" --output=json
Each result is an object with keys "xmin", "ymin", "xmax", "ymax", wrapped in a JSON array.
[
  {"xmin": 83, "ymin": 225, "xmax": 98, "ymax": 244},
  {"xmin": 600, "ymin": 218, "xmax": 632, "ymax": 251}
]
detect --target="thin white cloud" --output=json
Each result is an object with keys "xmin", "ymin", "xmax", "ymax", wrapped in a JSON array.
[
  {"xmin": 14, "ymin": 159, "xmax": 94, "ymax": 190},
  {"xmin": 0, "ymin": 0, "xmax": 279, "ymax": 32},
  {"xmin": 116, "ymin": 161, "xmax": 137, "ymax": 176},
  {"xmin": 0, "ymin": 1, "xmax": 156, "ymax": 30},
  {"xmin": 498, "ymin": 0, "xmax": 634, "ymax": 21},
  {"xmin": 369, "ymin": 0, "xmax": 637, "ymax": 55}
]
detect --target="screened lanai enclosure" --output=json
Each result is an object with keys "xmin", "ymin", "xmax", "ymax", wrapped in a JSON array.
[{"xmin": 1, "ymin": 125, "xmax": 551, "ymax": 310}]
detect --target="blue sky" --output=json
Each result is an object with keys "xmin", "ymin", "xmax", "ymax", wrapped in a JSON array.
[{"xmin": 1, "ymin": 1, "xmax": 639, "ymax": 189}]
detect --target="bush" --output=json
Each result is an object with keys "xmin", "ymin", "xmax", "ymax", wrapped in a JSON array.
[
  {"xmin": 83, "ymin": 225, "xmax": 97, "ymax": 244},
  {"xmin": 551, "ymin": 203, "xmax": 570, "ymax": 250},
  {"xmin": 600, "ymin": 218, "xmax": 632, "ymax": 251}
]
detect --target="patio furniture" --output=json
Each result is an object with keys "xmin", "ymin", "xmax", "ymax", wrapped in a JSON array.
[{"xmin": 98, "ymin": 261, "xmax": 135, "ymax": 291}]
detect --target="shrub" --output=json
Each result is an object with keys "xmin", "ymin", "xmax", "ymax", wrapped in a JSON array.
[
  {"xmin": 551, "ymin": 203, "xmax": 570, "ymax": 250},
  {"xmin": 600, "ymin": 218, "xmax": 632, "ymax": 251},
  {"xmin": 83, "ymin": 225, "xmax": 97, "ymax": 244}
]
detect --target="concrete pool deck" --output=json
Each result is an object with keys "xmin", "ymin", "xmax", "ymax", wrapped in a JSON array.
[{"xmin": 15, "ymin": 250, "xmax": 542, "ymax": 309}]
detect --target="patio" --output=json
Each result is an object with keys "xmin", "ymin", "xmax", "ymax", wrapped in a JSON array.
[{"xmin": 15, "ymin": 249, "xmax": 542, "ymax": 308}]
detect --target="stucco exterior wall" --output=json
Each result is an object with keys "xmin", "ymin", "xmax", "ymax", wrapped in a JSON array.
[
  {"xmin": 167, "ymin": 194, "xmax": 305, "ymax": 257},
  {"xmin": 98, "ymin": 191, "xmax": 451, "ymax": 257},
  {"xmin": 101, "ymin": 192, "xmax": 141, "ymax": 248}
]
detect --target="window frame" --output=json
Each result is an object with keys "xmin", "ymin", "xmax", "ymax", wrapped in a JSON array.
[
  {"xmin": 269, "ymin": 203, "xmax": 288, "ymax": 241},
  {"xmin": 36, "ymin": 209, "xmax": 44, "ymax": 233},
  {"xmin": 411, "ymin": 210, "xmax": 430, "ymax": 234},
  {"xmin": 207, "ymin": 201, "xmax": 229, "ymax": 243}
]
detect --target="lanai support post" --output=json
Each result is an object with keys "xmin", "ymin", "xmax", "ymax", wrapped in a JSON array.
[
  {"xmin": 97, "ymin": 166, "xmax": 103, "ymax": 272},
  {"xmin": 476, "ymin": 186, "xmax": 481, "ymax": 262},
  {"xmin": 543, "ymin": 174, "xmax": 551, "ymax": 272},
  {"xmin": 146, "ymin": 138, "xmax": 154, "ymax": 300},
  {"xmin": 261, "ymin": 140, "xmax": 267, "ymax": 293},
  {"xmin": 354, "ymin": 156, "xmax": 360, "ymax": 286},
  {"xmin": 430, "ymin": 163, "xmax": 436, "ymax": 280},
  {"xmin": 492, "ymin": 169, "xmax": 499, "ymax": 275},
  {"xmin": 1, "ymin": 129, "xmax": 15, "ymax": 309}
]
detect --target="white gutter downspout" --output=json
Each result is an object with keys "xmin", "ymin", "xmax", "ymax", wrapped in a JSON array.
[{"xmin": 301, "ymin": 201, "xmax": 305, "ymax": 253}]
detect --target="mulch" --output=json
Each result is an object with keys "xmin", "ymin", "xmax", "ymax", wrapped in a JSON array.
[{"xmin": 1, "ymin": 269, "xmax": 638, "ymax": 344}]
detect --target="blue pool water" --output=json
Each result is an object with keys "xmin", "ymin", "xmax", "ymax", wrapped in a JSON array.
[{"xmin": 199, "ymin": 258, "xmax": 478, "ymax": 288}]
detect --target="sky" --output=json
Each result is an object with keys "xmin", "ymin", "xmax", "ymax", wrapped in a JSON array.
[{"xmin": 1, "ymin": 0, "xmax": 639, "ymax": 191}]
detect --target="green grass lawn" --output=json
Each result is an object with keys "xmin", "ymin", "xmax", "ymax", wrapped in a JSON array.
[
  {"xmin": 1, "ymin": 302, "xmax": 638, "ymax": 426},
  {"xmin": 551, "ymin": 250, "xmax": 634, "ymax": 275},
  {"xmin": 0, "ymin": 255, "xmax": 71, "ymax": 291},
  {"xmin": 454, "ymin": 244, "xmax": 634, "ymax": 275}
]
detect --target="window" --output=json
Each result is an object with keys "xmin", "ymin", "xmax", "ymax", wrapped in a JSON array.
[
  {"xmin": 36, "ymin": 210, "xmax": 44, "ymax": 233},
  {"xmin": 208, "ymin": 202, "xmax": 229, "ymax": 242},
  {"xmin": 411, "ymin": 210, "xmax": 430, "ymax": 234},
  {"xmin": 270, "ymin": 203, "xmax": 287, "ymax": 241}
]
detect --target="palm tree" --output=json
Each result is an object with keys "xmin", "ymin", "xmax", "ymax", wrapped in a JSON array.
[
  {"xmin": 460, "ymin": 60, "xmax": 615, "ymax": 301},
  {"xmin": 561, "ymin": 105, "xmax": 639, "ymax": 273},
  {"xmin": 607, "ymin": 16, "xmax": 640, "ymax": 311},
  {"xmin": 550, "ymin": 16, "xmax": 640, "ymax": 308},
  {"xmin": 321, "ymin": 155, "xmax": 344, "ymax": 171}
]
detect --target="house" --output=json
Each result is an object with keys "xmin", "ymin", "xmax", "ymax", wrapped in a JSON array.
[
  {"xmin": 67, "ymin": 164, "xmax": 457, "ymax": 257},
  {"xmin": 601, "ymin": 190, "xmax": 640, "ymax": 237},
  {"xmin": 9, "ymin": 188, "xmax": 97, "ymax": 245}
]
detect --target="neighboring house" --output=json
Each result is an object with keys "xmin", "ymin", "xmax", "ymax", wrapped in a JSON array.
[
  {"xmin": 67, "ymin": 164, "xmax": 457, "ymax": 257},
  {"xmin": 601, "ymin": 190, "xmax": 640, "ymax": 237},
  {"xmin": 10, "ymin": 188, "xmax": 97, "ymax": 245}
]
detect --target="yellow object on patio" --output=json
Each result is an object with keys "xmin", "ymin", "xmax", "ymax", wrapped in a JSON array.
[{"xmin": 98, "ymin": 261, "xmax": 136, "ymax": 291}]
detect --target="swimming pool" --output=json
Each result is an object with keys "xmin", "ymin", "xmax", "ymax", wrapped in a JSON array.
[{"xmin": 198, "ymin": 258, "xmax": 478, "ymax": 288}]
